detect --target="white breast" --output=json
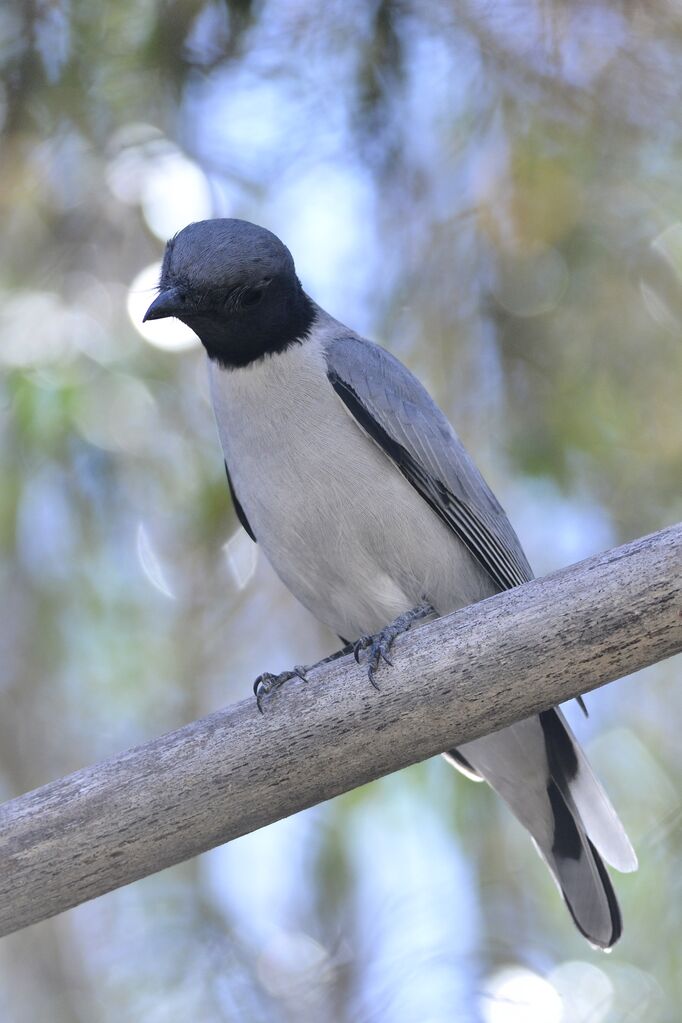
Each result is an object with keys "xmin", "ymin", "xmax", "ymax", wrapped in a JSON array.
[{"xmin": 208, "ymin": 331, "xmax": 492, "ymax": 639}]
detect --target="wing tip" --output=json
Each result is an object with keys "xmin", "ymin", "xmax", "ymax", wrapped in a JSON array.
[
  {"xmin": 611, "ymin": 843, "xmax": 639, "ymax": 874},
  {"xmin": 566, "ymin": 838, "xmax": 623, "ymax": 950},
  {"xmin": 548, "ymin": 781, "xmax": 624, "ymax": 949}
]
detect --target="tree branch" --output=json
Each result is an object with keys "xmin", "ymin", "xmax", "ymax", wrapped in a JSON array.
[{"xmin": 0, "ymin": 523, "xmax": 680, "ymax": 938}]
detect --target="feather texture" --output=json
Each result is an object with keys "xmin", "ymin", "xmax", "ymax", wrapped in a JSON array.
[
  {"xmin": 324, "ymin": 325, "xmax": 635, "ymax": 947},
  {"xmin": 327, "ymin": 334, "xmax": 532, "ymax": 591},
  {"xmin": 208, "ymin": 305, "xmax": 635, "ymax": 948}
]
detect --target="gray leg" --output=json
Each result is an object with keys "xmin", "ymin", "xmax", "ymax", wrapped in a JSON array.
[
  {"xmin": 253, "ymin": 641, "xmax": 355, "ymax": 713},
  {"xmin": 354, "ymin": 599, "xmax": 436, "ymax": 689}
]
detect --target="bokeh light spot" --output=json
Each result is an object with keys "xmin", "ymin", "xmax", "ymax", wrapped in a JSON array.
[
  {"xmin": 127, "ymin": 262, "xmax": 201, "ymax": 352},
  {"xmin": 494, "ymin": 246, "xmax": 569, "ymax": 318},
  {"xmin": 136, "ymin": 522, "xmax": 175, "ymax": 600},
  {"xmin": 223, "ymin": 528, "xmax": 258, "ymax": 590},
  {"xmin": 141, "ymin": 149, "xmax": 213, "ymax": 241},
  {"xmin": 480, "ymin": 967, "xmax": 562, "ymax": 1023},
  {"xmin": 549, "ymin": 961, "xmax": 613, "ymax": 1023}
]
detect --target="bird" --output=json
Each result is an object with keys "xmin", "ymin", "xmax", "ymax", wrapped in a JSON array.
[{"xmin": 144, "ymin": 217, "xmax": 637, "ymax": 949}]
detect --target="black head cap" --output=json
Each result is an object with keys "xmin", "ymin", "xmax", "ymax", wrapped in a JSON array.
[{"xmin": 143, "ymin": 219, "xmax": 315, "ymax": 368}]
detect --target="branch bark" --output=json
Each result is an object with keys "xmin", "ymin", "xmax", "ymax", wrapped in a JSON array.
[{"xmin": 1, "ymin": 523, "xmax": 680, "ymax": 938}]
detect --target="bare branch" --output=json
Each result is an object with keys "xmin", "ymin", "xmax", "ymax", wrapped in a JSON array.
[{"xmin": 0, "ymin": 523, "xmax": 680, "ymax": 938}]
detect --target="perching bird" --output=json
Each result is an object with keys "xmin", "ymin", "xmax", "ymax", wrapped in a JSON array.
[{"xmin": 144, "ymin": 218, "xmax": 637, "ymax": 948}]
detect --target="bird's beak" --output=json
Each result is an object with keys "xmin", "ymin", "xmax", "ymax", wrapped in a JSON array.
[{"xmin": 143, "ymin": 287, "xmax": 186, "ymax": 322}]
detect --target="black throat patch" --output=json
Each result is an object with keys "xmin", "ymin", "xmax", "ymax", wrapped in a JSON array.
[{"xmin": 186, "ymin": 285, "xmax": 316, "ymax": 369}]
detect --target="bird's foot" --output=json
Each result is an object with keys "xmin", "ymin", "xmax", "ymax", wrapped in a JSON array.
[
  {"xmin": 353, "ymin": 599, "xmax": 436, "ymax": 689},
  {"xmin": 253, "ymin": 666, "xmax": 308, "ymax": 714},
  {"xmin": 353, "ymin": 632, "xmax": 393, "ymax": 689},
  {"xmin": 253, "ymin": 640, "xmax": 357, "ymax": 713}
]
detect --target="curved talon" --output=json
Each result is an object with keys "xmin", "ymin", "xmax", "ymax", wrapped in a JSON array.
[
  {"xmin": 253, "ymin": 665, "xmax": 310, "ymax": 714},
  {"xmin": 367, "ymin": 664, "xmax": 382, "ymax": 690},
  {"xmin": 253, "ymin": 672, "xmax": 271, "ymax": 698},
  {"xmin": 363, "ymin": 639, "xmax": 387, "ymax": 689},
  {"xmin": 353, "ymin": 601, "xmax": 435, "ymax": 689},
  {"xmin": 353, "ymin": 636, "xmax": 371, "ymax": 664},
  {"xmin": 253, "ymin": 671, "xmax": 277, "ymax": 714}
]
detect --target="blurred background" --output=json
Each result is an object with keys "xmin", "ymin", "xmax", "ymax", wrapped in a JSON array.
[{"xmin": 0, "ymin": 0, "xmax": 681, "ymax": 1020}]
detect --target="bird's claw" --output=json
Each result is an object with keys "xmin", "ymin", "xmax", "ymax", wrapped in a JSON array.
[
  {"xmin": 254, "ymin": 601, "xmax": 434, "ymax": 709},
  {"xmin": 253, "ymin": 665, "xmax": 308, "ymax": 713},
  {"xmin": 353, "ymin": 599, "xmax": 435, "ymax": 690},
  {"xmin": 353, "ymin": 632, "xmax": 395, "ymax": 689},
  {"xmin": 353, "ymin": 636, "xmax": 370, "ymax": 664}
]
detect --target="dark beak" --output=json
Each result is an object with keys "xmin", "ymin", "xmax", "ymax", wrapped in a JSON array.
[{"xmin": 143, "ymin": 287, "xmax": 186, "ymax": 322}]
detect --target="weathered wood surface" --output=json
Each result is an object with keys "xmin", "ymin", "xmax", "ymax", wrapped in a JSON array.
[{"xmin": 0, "ymin": 522, "xmax": 680, "ymax": 937}]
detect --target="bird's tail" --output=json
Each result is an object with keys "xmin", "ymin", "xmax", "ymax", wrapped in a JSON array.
[{"xmin": 448, "ymin": 707, "xmax": 637, "ymax": 949}]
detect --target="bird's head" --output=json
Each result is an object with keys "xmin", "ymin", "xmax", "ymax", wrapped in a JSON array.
[{"xmin": 144, "ymin": 219, "xmax": 315, "ymax": 368}]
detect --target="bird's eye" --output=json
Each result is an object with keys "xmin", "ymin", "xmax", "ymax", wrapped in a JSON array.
[{"xmin": 242, "ymin": 287, "xmax": 265, "ymax": 308}]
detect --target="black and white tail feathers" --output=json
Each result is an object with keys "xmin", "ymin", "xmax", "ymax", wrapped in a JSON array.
[{"xmin": 447, "ymin": 708, "xmax": 637, "ymax": 949}]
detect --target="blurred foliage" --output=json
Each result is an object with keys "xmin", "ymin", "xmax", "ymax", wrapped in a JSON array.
[{"xmin": 0, "ymin": 1, "xmax": 681, "ymax": 1021}]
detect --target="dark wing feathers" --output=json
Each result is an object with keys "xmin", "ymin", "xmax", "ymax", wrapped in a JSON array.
[
  {"xmin": 546, "ymin": 778, "xmax": 622, "ymax": 948},
  {"xmin": 326, "ymin": 335, "xmax": 532, "ymax": 593},
  {"xmin": 224, "ymin": 460, "xmax": 256, "ymax": 542}
]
